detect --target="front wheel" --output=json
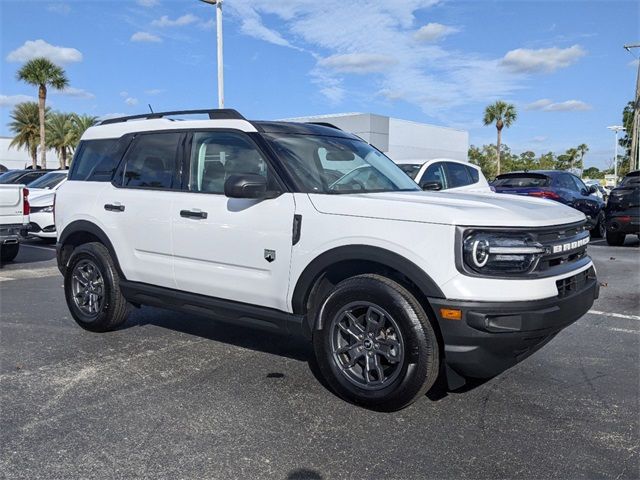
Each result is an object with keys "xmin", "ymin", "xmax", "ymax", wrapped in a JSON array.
[
  {"xmin": 312, "ymin": 274, "xmax": 440, "ymax": 411},
  {"xmin": 64, "ymin": 242, "xmax": 130, "ymax": 332}
]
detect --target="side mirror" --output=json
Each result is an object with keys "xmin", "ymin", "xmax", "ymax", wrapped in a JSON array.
[
  {"xmin": 224, "ymin": 174, "xmax": 268, "ymax": 199},
  {"xmin": 420, "ymin": 180, "xmax": 443, "ymax": 191},
  {"xmin": 588, "ymin": 185, "xmax": 598, "ymax": 194}
]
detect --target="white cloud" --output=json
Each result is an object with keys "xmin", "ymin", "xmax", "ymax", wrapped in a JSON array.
[
  {"xmin": 525, "ymin": 98, "xmax": 592, "ymax": 112},
  {"xmin": 47, "ymin": 3, "xmax": 71, "ymax": 14},
  {"xmin": 152, "ymin": 14, "xmax": 199, "ymax": 28},
  {"xmin": 55, "ymin": 87, "xmax": 95, "ymax": 99},
  {"xmin": 119, "ymin": 91, "xmax": 129, "ymax": 98},
  {"xmin": 137, "ymin": 0, "xmax": 159, "ymax": 6},
  {"xmin": 6, "ymin": 39, "xmax": 82, "ymax": 64},
  {"xmin": 0, "ymin": 94, "xmax": 36, "ymax": 108},
  {"xmin": 501, "ymin": 45, "xmax": 586, "ymax": 73},
  {"xmin": 130, "ymin": 32, "xmax": 162, "ymax": 43},
  {"xmin": 144, "ymin": 88, "xmax": 165, "ymax": 95},
  {"xmin": 319, "ymin": 53, "xmax": 397, "ymax": 74},
  {"xmin": 532, "ymin": 136, "xmax": 547, "ymax": 143},
  {"xmin": 125, "ymin": 97, "xmax": 139, "ymax": 106},
  {"xmin": 414, "ymin": 23, "xmax": 460, "ymax": 42}
]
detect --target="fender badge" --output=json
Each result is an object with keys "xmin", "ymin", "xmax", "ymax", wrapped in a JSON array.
[{"xmin": 264, "ymin": 249, "xmax": 276, "ymax": 263}]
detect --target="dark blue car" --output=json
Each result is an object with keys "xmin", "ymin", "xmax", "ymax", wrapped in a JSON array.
[{"xmin": 492, "ymin": 170, "xmax": 606, "ymax": 237}]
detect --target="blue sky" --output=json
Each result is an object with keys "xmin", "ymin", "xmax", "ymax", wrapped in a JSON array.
[{"xmin": 0, "ymin": 0, "xmax": 637, "ymax": 168}]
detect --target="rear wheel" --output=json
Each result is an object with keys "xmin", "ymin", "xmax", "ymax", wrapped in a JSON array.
[
  {"xmin": 606, "ymin": 230, "xmax": 626, "ymax": 246},
  {"xmin": 0, "ymin": 243, "xmax": 19, "ymax": 263},
  {"xmin": 312, "ymin": 274, "xmax": 440, "ymax": 411},
  {"xmin": 64, "ymin": 242, "xmax": 130, "ymax": 332}
]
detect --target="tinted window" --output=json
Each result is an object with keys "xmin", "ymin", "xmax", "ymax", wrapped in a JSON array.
[
  {"xmin": 26, "ymin": 171, "xmax": 67, "ymax": 189},
  {"xmin": 398, "ymin": 164, "xmax": 422, "ymax": 179},
  {"xmin": 16, "ymin": 172, "xmax": 44, "ymax": 184},
  {"xmin": 620, "ymin": 172, "xmax": 640, "ymax": 186},
  {"xmin": 0, "ymin": 170, "xmax": 27, "ymax": 184},
  {"xmin": 555, "ymin": 174, "xmax": 578, "ymax": 191},
  {"xmin": 188, "ymin": 131, "xmax": 269, "ymax": 194},
  {"xmin": 121, "ymin": 133, "xmax": 181, "ymax": 189},
  {"xmin": 70, "ymin": 139, "xmax": 123, "ymax": 182},
  {"xmin": 493, "ymin": 174, "xmax": 551, "ymax": 187},
  {"xmin": 466, "ymin": 166, "xmax": 479, "ymax": 183},
  {"xmin": 570, "ymin": 175, "xmax": 587, "ymax": 193},
  {"xmin": 421, "ymin": 163, "xmax": 447, "ymax": 188},
  {"xmin": 446, "ymin": 162, "xmax": 472, "ymax": 188}
]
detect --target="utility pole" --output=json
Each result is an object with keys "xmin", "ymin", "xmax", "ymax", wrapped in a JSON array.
[
  {"xmin": 200, "ymin": 0, "xmax": 224, "ymax": 109},
  {"xmin": 624, "ymin": 44, "xmax": 639, "ymax": 171}
]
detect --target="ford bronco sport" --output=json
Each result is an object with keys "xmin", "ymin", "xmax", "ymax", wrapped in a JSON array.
[{"xmin": 55, "ymin": 109, "xmax": 599, "ymax": 411}]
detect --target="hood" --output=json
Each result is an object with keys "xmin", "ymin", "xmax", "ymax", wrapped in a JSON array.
[
  {"xmin": 308, "ymin": 191, "xmax": 585, "ymax": 228},
  {"xmin": 28, "ymin": 190, "xmax": 55, "ymax": 207}
]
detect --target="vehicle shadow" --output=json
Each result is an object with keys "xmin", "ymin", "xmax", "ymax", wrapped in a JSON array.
[{"xmin": 123, "ymin": 306, "xmax": 312, "ymax": 362}]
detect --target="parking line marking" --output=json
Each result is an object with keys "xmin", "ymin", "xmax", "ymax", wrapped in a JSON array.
[
  {"xmin": 0, "ymin": 266, "xmax": 60, "ymax": 281},
  {"xmin": 22, "ymin": 244, "xmax": 56, "ymax": 252},
  {"xmin": 608, "ymin": 327, "xmax": 639, "ymax": 334},
  {"xmin": 588, "ymin": 310, "xmax": 640, "ymax": 321}
]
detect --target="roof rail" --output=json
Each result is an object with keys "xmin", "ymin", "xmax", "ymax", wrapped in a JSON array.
[
  {"xmin": 99, "ymin": 109, "xmax": 246, "ymax": 125},
  {"xmin": 306, "ymin": 121, "xmax": 343, "ymax": 131}
]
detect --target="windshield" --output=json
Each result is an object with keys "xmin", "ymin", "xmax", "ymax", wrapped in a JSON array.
[
  {"xmin": 265, "ymin": 134, "xmax": 420, "ymax": 194},
  {"xmin": 0, "ymin": 170, "xmax": 25, "ymax": 183},
  {"xmin": 620, "ymin": 172, "xmax": 639, "ymax": 187},
  {"xmin": 27, "ymin": 171, "xmax": 67, "ymax": 189},
  {"xmin": 397, "ymin": 164, "xmax": 423, "ymax": 179},
  {"xmin": 493, "ymin": 174, "xmax": 551, "ymax": 188}
]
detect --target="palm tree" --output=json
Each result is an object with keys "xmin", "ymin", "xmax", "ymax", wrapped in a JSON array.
[
  {"xmin": 71, "ymin": 114, "xmax": 98, "ymax": 147},
  {"xmin": 566, "ymin": 147, "xmax": 579, "ymax": 173},
  {"xmin": 46, "ymin": 112, "xmax": 76, "ymax": 168},
  {"xmin": 8, "ymin": 102, "xmax": 49, "ymax": 169},
  {"xmin": 16, "ymin": 57, "xmax": 69, "ymax": 169},
  {"xmin": 577, "ymin": 143, "xmax": 589, "ymax": 177},
  {"xmin": 483, "ymin": 101, "xmax": 517, "ymax": 175}
]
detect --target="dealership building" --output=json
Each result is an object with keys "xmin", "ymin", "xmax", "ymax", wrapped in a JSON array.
[{"xmin": 285, "ymin": 113, "xmax": 469, "ymax": 163}]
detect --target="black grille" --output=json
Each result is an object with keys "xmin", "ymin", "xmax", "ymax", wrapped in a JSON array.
[
  {"xmin": 532, "ymin": 222, "xmax": 590, "ymax": 274},
  {"xmin": 556, "ymin": 267, "xmax": 595, "ymax": 298}
]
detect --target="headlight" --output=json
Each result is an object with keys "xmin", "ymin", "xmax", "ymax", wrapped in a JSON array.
[
  {"xmin": 31, "ymin": 205, "xmax": 54, "ymax": 213},
  {"xmin": 462, "ymin": 231, "xmax": 546, "ymax": 275}
]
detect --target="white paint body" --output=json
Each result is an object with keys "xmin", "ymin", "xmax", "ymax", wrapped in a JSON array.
[{"xmin": 56, "ymin": 118, "xmax": 593, "ymax": 314}]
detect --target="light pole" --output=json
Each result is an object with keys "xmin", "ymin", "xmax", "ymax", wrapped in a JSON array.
[
  {"xmin": 607, "ymin": 125, "xmax": 625, "ymax": 185},
  {"xmin": 200, "ymin": 0, "xmax": 224, "ymax": 108}
]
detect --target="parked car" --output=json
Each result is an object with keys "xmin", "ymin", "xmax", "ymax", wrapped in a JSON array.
[
  {"xmin": 0, "ymin": 164, "xmax": 8, "ymax": 173},
  {"xmin": 26, "ymin": 171, "xmax": 68, "ymax": 240},
  {"xmin": 584, "ymin": 179, "xmax": 608, "ymax": 202},
  {"xmin": 55, "ymin": 109, "xmax": 598, "ymax": 411},
  {"xmin": 604, "ymin": 170, "xmax": 640, "ymax": 246},
  {"xmin": 0, "ymin": 169, "xmax": 53, "ymax": 186},
  {"xmin": 492, "ymin": 171, "xmax": 606, "ymax": 237},
  {"xmin": 397, "ymin": 158, "xmax": 491, "ymax": 193},
  {"xmin": 0, "ymin": 184, "xmax": 29, "ymax": 262}
]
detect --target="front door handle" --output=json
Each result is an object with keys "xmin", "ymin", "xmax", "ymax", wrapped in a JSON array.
[
  {"xmin": 180, "ymin": 209, "xmax": 208, "ymax": 219},
  {"xmin": 104, "ymin": 203, "xmax": 125, "ymax": 212}
]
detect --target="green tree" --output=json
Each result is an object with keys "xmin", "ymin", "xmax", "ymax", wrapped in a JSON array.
[
  {"xmin": 537, "ymin": 152, "xmax": 556, "ymax": 170},
  {"xmin": 71, "ymin": 114, "xmax": 98, "ymax": 147},
  {"xmin": 483, "ymin": 100, "xmax": 517, "ymax": 176},
  {"xmin": 16, "ymin": 57, "xmax": 69, "ymax": 169},
  {"xmin": 583, "ymin": 167, "xmax": 603, "ymax": 179},
  {"xmin": 469, "ymin": 144, "xmax": 497, "ymax": 179},
  {"xmin": 46, "ymin": 112, "xmax": 76, "ymax": 168},
  {"xmin": 576, "ymin": 143, "xmax": 589, "ymax": 177},
  {"xmin": 8, "ymin": 102, "xmax": 49, "ymax": 169}
]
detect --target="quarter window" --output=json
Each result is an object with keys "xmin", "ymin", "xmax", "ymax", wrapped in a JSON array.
[
  {"xmin": 70, "ymin": 139, "xmax": 123, "ymax": 182},
  {"xmin": 121, "ymin": 133, "xmax": 181, "ymax": 189},
  {"xmin": 188, "ymin": 132, "xmax": 269, "ymax": 194}
]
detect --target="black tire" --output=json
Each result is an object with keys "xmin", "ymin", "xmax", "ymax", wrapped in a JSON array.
[
  {"xmin": 606, "ymin": 230, "xmax": 626, "ymax": 246},
  {"xmin": 64, "ymin": 242, "xmax": 130, "ymax": 332},
  {"xmin": 592, "ymin": 211, "xmax": 606, "ymax": 239},
  {"xmin": 0, "ymin": 243, "xmax": 20, "ymax": 263},
  {"xmin": 312, "ymin": 274, "xmax": 440, "ymax": 411}
]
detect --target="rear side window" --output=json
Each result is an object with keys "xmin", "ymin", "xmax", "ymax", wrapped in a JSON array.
[
  {"xmin": 445, "ymin": 162, "xmax": 472, "ymax": 188},
  {"xmin": 466, "ymin": 166, "xmax": 479, "ymax": 183},
  {"xmin": 121, "ymin": 133, "xmax": 181, "ymax": 189},
  {"xmin": 70, "ymin": 139, "xmax": 123, "ymax": 182}
]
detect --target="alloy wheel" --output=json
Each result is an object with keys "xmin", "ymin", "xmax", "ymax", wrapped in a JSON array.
[{"xmin": 71, "ymin": 259, "xmax": 105, "ymax": 318}]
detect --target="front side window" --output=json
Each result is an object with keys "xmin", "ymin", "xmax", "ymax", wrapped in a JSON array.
[
  {"xmin": 121, "ymin": 133, "xmax": 181, "ymax": 189},
  {"xmin": 446, "ymin": 162, "xmax": 472, "ymax": 188},
  {"xmin": 555, "ymin": 174, "xmax": 578, "ymax": 191},
  {"xmin": 570, "ymin": 175, "xmax": 588, "ymax": 193},
  {"xmin": 188, "ymin": 131, "xmax": 269, "ymax": 194},
  {"xmin": 421, "ymin": 163, "xmax": 447, "ymax": 188},
  {"xmin": 265, "ymin": 133, "xmax": 420, "ymax": 194}
]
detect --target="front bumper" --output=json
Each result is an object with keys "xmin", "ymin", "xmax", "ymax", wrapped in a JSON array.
[{"xmin": 429, "ymin": 267, "xmax": 598, "ymax": 379}]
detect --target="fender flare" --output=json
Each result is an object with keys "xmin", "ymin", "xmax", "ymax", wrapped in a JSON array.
[
  {"xmin": 291, "ymin": 245, "xmax": 445, "ymax": 316},
  {"xmin": 57, "ymin": 220, "xmax": 123, "ymax": 277}
]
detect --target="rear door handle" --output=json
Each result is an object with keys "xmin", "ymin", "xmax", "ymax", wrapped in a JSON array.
[
  {"xmin": 180, "ymin": 209, "xmax": 208, "ymax": 219},
  {"xmin": 104, "ymin": 203, "xmax": 125, "ymax": 212}
]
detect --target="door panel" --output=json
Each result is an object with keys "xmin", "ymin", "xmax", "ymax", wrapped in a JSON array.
[{"xmin": 172, "ymin": 130, "xmax": 295, "ymax": 311}]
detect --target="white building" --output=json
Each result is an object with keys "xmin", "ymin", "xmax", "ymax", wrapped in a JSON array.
[
  {"xmin": 283, "ymin": 113, "xmax": 469, "ymax": 162},
  {"xmin": 0, "ymin": 136, "xmax": 60, "ymax": 170}
]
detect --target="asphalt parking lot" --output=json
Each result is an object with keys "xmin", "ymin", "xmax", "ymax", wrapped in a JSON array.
[{"xmin": 1, "ymin": 237, "xmax": 639, "ymax": 479}]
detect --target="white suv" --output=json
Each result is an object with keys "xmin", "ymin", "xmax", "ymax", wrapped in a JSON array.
[{"xmin": 55, "ymin": 109, "xmax": 598, "ymax": 410}]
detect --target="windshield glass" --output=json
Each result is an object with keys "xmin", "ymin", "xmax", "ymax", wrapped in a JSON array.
[
  {"xmin": 620, "ymin": 172, "xmax": 639, "ymax": 187},
  {"xmin": 493, "ymin": 174, "xmax": 551, "ymax": 188},
  {"xmin": 265, "ymin": 134, "xmax": 420, "ymax": 194},
  {"xmin": 397, "ymin": 164, "xmax": 422, "ymax": 179},
  {"xmin": 0, "ymin": 170, "xmax": 25, "ymax": 183},
  {"xmin": 27, "ymin": 172, "xmax": 67, "ymax": 189}
]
